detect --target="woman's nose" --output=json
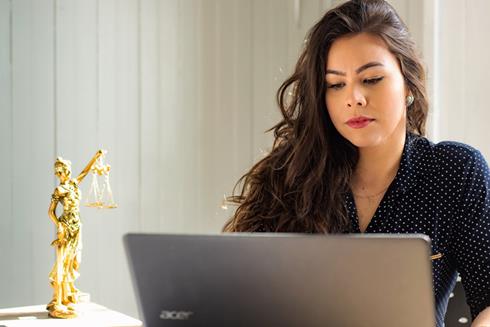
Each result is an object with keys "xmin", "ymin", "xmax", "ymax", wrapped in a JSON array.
[{"xmin": 345, "ymin": 86, "xmax": 367, "ymax": 108}]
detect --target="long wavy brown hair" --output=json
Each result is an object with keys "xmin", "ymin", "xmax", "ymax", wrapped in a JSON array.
[{"xmin": 223, "ymin": 0, "xmax": 428, "ymax": 233}]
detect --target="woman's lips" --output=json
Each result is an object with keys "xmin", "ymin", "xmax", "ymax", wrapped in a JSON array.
[{"xmin": 346, "ymin": 116, "xmax": 375, "ymax": 129}]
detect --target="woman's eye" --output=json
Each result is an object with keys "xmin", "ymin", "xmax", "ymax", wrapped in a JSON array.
[
  {"xmin": 363, "ymin": 77, "xmax": 384, "ymax": 85},
  {"xmin": 327, "ymin": 82, "xmax": 345, "ymax": 90}
]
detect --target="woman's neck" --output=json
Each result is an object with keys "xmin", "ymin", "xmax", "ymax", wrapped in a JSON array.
[{"xmin": 351, "ymin": 132, "xmax": 406, "ymax": 194}]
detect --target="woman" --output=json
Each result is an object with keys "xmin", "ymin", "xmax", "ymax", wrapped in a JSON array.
[{"xmin": 222, "ymin": 0, "xmax": 490, "ymax": 326}]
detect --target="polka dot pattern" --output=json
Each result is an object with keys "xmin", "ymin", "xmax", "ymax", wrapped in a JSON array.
[{"xmin": 345, "ymin": 133, "xmax": 490, "ymax": 327}]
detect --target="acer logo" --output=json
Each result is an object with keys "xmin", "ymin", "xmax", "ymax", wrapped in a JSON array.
[{"xmin": 160, "ymin": 310, "xmax": 194, "ymax": 320}]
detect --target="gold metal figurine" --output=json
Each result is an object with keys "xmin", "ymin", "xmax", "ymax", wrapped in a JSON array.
[{"xmin": 46, "ymin": 149, "xmax": 115, "ymax": 319}]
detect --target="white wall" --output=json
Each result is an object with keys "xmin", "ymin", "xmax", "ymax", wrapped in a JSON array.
[
  {"xmin": 1, "ymin": 0, "xmax": 486, "ymax": 320},
  {"xmin": 435, "ymin": 0, "xmax": 490, "ymax": 159}
]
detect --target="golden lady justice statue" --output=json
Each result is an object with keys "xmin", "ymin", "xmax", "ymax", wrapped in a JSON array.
[{"xmin": 47, "ymin": 150, "xmax": 115, "ymax": 318}]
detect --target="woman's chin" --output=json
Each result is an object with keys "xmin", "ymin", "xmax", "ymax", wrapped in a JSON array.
[{"xmin": 343, "ymin": 133, "xmax": 385, "ymax": 149}]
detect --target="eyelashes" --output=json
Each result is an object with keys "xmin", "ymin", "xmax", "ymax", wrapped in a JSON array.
[
  {"xmin": 363, "ymin": 76, "xmax": 384, "ymax": 85},
  {"xmin": 326, "ymin": 76, "xmax": 384, "ymax": 90},
  {"xmin": 327, "ymin": 83, "xmax": 345, "ymax": 90}
]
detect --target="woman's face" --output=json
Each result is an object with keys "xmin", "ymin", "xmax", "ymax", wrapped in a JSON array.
[
  {"xmin": 55, "ymin": 164, "xmax": 71, "ymax": 182},
  {"xmin": 325, "ymin": 32, "xmax": 408, "ymax": 148}
]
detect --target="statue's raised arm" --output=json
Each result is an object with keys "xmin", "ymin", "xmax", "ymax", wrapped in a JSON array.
[{"xmin": 75, "ymin": 150, "xmax": 105, "ymax": 184}]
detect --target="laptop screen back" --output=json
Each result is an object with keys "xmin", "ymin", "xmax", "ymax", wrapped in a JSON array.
[{"xmin": 124, "ymin": 233, "xmax": 435, "ymax": 327}]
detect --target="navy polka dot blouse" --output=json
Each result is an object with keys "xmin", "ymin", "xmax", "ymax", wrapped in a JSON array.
[{"xmin": 345, "ymin": 132, "xmax": 490, "ymax": 326}]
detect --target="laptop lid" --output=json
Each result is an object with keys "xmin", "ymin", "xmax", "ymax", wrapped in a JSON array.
[{"xmin": 124, "ymin": 233, "xmax": 435, "ymax": 327}]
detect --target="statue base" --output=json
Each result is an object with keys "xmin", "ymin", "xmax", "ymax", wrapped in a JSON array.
[
  {"xmin": 48, "ymin": 305, "xmax": 78, "ymax": 319},
  {"xmin": 46, "ymin": 292, "xmax": 91, "ymax": 319}
]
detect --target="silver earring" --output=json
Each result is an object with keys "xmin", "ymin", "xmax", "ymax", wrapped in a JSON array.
[{"xmin": 406, "ymin": 95, "xmax": 414, "ymax": 107}]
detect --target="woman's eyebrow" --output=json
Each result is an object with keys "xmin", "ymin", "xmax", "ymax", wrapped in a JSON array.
[{"xmin": 326, "ymin": 61, "xmax": 384, "ymax": 76}]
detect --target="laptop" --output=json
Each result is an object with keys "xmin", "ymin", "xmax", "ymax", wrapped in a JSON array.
[{"xmin": 124, "ymin": 233, "xmax": 435, "ymax": 327}]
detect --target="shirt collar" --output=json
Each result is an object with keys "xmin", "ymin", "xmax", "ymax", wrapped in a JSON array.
[{"xmin": 389, "ymin": 132, "xmax": 428, "ymax": 194}]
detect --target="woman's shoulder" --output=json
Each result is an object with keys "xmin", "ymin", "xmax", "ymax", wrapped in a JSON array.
[
  {"xmin": 434, "ymin": 139, "xmax": 481, "ymax": 159},
  {"xmin": 405, "ymin": 135, "xmax": 490, "ymax": 208},
  {"xmin": 409, "ymin": 136, "xmax": 488, "ymax": 187},
  {"xmin": 411, "ymin": 134, "xmax": 484, "ymax": 165}
]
